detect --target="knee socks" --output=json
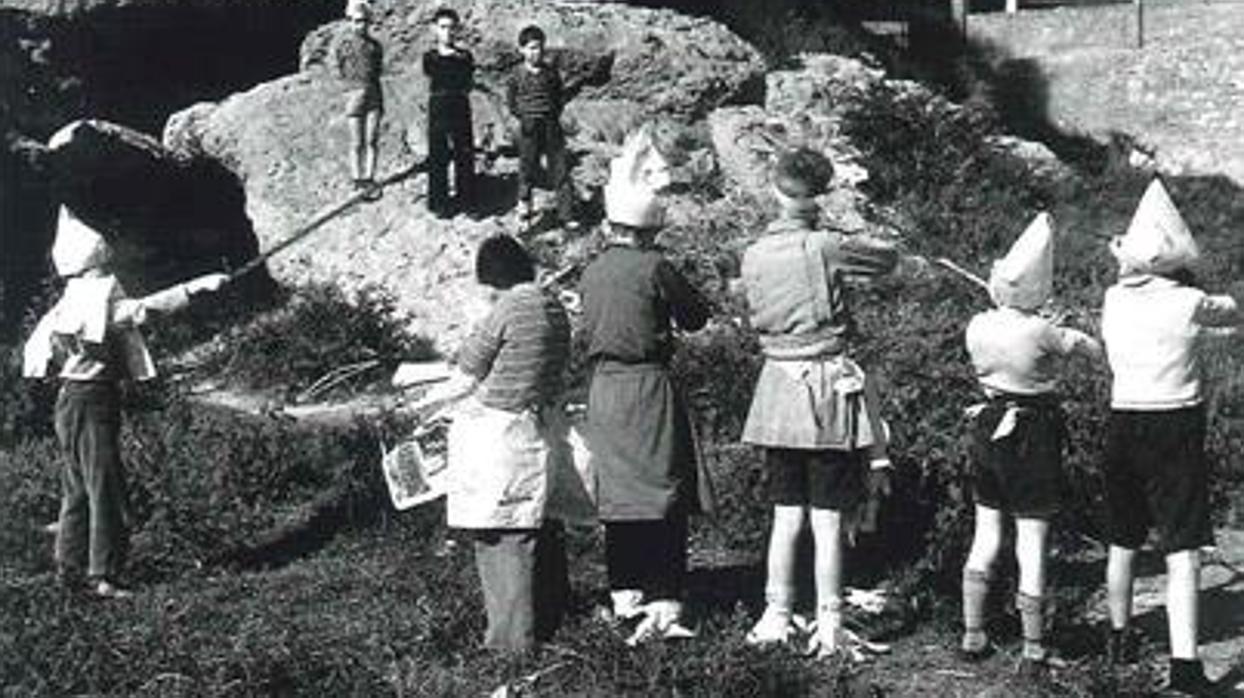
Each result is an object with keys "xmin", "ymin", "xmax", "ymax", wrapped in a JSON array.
[
  {"xmin": 961, "ymin": 567, "xmax": 990, "ymax": 652},
  {"xmin": 1016, "ymin": 591, "xmax": 1047, "ymax": 661}
]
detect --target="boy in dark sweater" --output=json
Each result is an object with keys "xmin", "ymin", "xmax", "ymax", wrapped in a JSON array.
[
  {"xmin": 506, "ymin": 24, "xmax": 577, "ymax": 230},
  {"xmin": 422, "ymin": 7, "xmax": 474, "ymax": 218}
]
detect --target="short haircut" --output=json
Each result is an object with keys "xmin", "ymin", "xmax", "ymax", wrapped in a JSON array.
[
  {"xmin": 475, "ymin": 235, "xmax": 536, "ymax": 289},
  {"xmin": 432, "ymin": 7, "xmax": 459, "ymax": 23},
  {"xmin": 772, "ymin": 147, "xmax": 834, "ymax": 199},
  {"xmin": 517, "ymin": 25, "xmax": 545, "ymax": 47}
]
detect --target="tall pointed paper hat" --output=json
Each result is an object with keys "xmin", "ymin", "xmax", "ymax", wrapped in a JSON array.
[
  {"xmin": 604, "ymin": 125, "xmax": 669, "ymax": 228},
  {"xmin": 50, "ymin": 205, "xmax": 110, "ymax": 277},
  {"xmin": 989, "ymin": 211, "xmax": 1054, "ymax": 310},
  {"xmin": 1110, "ymin": 178, "xmax": 1199, "ymax": 274}
]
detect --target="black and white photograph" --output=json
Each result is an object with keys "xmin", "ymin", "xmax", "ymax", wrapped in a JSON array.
[{"xmin": 2, "ymin": 0, "xmax": 1243, "ymax": 695}]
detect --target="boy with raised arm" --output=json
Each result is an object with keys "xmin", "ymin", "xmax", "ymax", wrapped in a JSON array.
[
  {"xmin": 959, "ymin": 212, "xmax": 1101, "ymax": 675},
  {"xmin": 1100, "ymin": 179, "xmax": 1239, "ymax": 696},
  {"xmin": 24, "ymin": 204, "xmax": 228, "ymax": 599}
]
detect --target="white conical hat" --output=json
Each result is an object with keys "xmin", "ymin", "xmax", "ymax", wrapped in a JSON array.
[
  {"xmin": 1110, "ymin": 178, "xmax": 1199, "ymax": 274},
  {"xmin": 50, "ymin": 206, "xmax": 110, "ymax": 277},
  {"xmin": 604, "ymin": 125, "xmax": 669, "ymax": 228},
  {"xmin": 989, "ymin": 211, "xmax": 1054, "ymax": 310}
]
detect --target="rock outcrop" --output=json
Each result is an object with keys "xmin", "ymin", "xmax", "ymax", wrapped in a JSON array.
[
  {"xmin": 163, "ymin": 0, "xmax": 764, "ymax": 348},
  {"xmin": 47, "ymin": 119, "xmax": 261, "ymax": 291}
]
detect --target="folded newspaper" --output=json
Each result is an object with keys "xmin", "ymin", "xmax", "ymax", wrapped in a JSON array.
[
  {"xmin": 391, "ymin": 361, "xmax": 452, "ymax": 388},
  {"xmin": 381, "ymin": 437, "xmax": 449, "ymax": 510}
]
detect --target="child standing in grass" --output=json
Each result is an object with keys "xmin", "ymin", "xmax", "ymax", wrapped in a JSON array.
[
  {"xmin": 422, "ymin": 7, "xmax": 474, "ymax": 218},
  {"xmin": 506, "ymin": 24, "xmax": 577, "ymax": 230},
  {"xmin": 740, "ymin": 148, "xmax": 901, "ymax": 659},
  {"xmin": 1099, "ymin": 179, "xmax": 1239, "ymax": 696},
  {"xmin": 332, "ymin": 0, "xmax": 384, "ymax": 201},
  {"xmin": 578, "ymin": 134, "xmax": 712, "ymax": 643},
  {"xmin": 23, "ymin": 203, "xmax": 228, "ymax": 599},
  {"xmin": 410, "ymin": 235, "xmax": 573, "ymax": 651},
  {"xmin": 958, "ymin": 212, "xmax": 1102, "ymax": 675}
]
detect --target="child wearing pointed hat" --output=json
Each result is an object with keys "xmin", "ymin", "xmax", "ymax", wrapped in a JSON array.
[
  {"xmin": 1099, "ymin": 179, "xmax": 1239, "ymax": 695},
  {"xmin": 958, "ymin": 212, "xmax": 1102, "ymax": 673},
  {"xmin": 23, "ymin": 203, "xmax": 228, "ymax": 599},
  {"xmin": 578, "ymin": 126, "xmax": 712, "ymax": 643},
  {"xmin": 739, "ymin": 147, "xmax": 906, "ymax": 659}
]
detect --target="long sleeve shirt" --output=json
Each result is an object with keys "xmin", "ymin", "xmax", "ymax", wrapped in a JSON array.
[
  {"xmin": 966, "ymin": 307, "xmax": 1100, "ymax": 396},
  {"xmin": 333, "ymin": 30, "xmax": 383, "ymax": 88},
  {"xmin": 456, "ymin": 282, "xmax": 571, "ymax": 411},
  {"xmin": 506, "ymin": 62, "xmax": 563, "ymax": 121},
  {"xmin": 1101, "ymin": 274, "xmax": 1240, "ymax": 410},
  {"xmin": 422, "ymin": 48, "xmax": 473, "ymax": 101},
  {"xmin": 23, "ymin": 275, "xmax": 194, "ymax": 382},
  {"xmin": 579, "ymin": 245, "xmax": 711, "ymax": 365},
  {"xmin": 741, "ymin": 216, "xmax": 898, "ymax": 360}
]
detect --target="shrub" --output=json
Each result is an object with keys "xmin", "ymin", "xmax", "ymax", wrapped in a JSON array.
[{"xmin": 194, "ymin": 283, "xmax": 436, "ymax": 400}]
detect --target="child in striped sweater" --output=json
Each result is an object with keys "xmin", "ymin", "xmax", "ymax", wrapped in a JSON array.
[{"xmin": 506, "ymin": 24, "xmax": 577, "ymax": 229}]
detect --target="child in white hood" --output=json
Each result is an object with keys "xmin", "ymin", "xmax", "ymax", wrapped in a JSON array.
[
  {"xmin": 23, "ymin": 206, "xmax": 228, "ymax": 599},
  {"xmin": 1099, "ymin": 179, "xmax": 1239, "ymax": 696},
  {"xmin": 959, "ymin": 212, "xmax": 1101, "ymax": 674}
]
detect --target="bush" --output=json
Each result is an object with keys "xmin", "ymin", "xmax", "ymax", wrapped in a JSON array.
[{"xmin": 194, "ymin": 283, "xmax": 436, "ymax": 400}]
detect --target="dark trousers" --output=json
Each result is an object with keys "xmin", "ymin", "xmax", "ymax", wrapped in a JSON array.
[
  {"xmin": 473, "ymin": 520, "xmax": 569, "ymax": 651},
  {"xmin": 517, "ymin": 116, "xmax": 575, "ymax": 221},
  {"xmin": 427, "ymin": 96, "xmax": 474, "ymax": 213},
  {"xmin": 604, "ymin": 516, "xmax": 688, "ymax": 601},
  {"xmin": 53, "ymin": 381, "xmax": 129, "ymax": 581}
]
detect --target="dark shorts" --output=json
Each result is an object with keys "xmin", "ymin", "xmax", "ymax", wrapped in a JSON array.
[
  {"xmin": 765, "ymin": 447, "xmax": 864, "ymax": 511},
  {"xmin": 1104, "ymin": 405, "xmax": 1211, "ymax": 553},
  {"xmin": 969, "ymin": 395, "xmax": 1066, "ymax": 518}
]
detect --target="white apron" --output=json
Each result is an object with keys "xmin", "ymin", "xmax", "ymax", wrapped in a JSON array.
[{"xmin": 447, "ymin": 399, "xmax": 596, "ymax": 529}]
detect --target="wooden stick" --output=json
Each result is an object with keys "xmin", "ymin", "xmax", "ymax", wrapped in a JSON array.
[
  {"xmin": 228, "ymin": 162, "xmax": 423, "ymax": 281},
  {"xmin": 933, "ymin": 257, "xmax": 990, "ymax": 292}
]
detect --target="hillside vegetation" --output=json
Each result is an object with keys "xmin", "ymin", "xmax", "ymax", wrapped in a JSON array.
[{"xmin": 3, "ymin": 2, "xmax": 1244, "ymax": 696}]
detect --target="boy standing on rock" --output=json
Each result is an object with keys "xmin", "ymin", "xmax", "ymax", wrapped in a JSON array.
[
  {"xmin": 23, "ymin": 203, "xmax": 229, "ymax": 599},
  {"xmin": 506, "ymin": 24, "xmax": 577, "ymax": 231},
  {"xmin": 1099, "ymin": 179, "xmax": 1239, "ymax": 697},
  {"xmin": 422, "ymin": 7, "xmax": 475, "ymax": 218},
  {"xmin": 332, "ymin": 0, "xmax": 384, "ymax": 201},
  {"xmin": 958, "ymin": 212, "xmax": 1102, "ymax": 675}
]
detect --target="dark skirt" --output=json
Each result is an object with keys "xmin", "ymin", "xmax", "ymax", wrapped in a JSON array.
[{"xmin": 586, "ymin": 362, "xmax": 709, "ymax": 521}]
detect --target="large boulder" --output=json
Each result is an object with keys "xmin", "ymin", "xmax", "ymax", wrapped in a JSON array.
[
  {"xmin": 46, "ymin": 119, "xmax": 260, "ymax": 291},
  {"xmin": 163, "ymin": 0, "xmax": 763, "ymax": 349}
]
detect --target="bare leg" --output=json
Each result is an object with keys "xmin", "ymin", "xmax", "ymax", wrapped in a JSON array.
[
  {"xmin": 363, "ymin": 109, "xmax": 382, "ymax": 182},
  {"xmin": 764, "ymin": 505, "xmax": 807, "ymax": 613},
  {"xmin": 1015, "ymin": 517, "xmax": 1049, "ymax": 598},
  {"xmin": 747, "ymin": 505, "xmax": 806, "ymax": 645},
  {"xmin": 348, "ymin": 115, "xmax": 365, "ymax": 182},
  {"xmin": 963, "ymin": 504, "xmax": 1004, "ymax": 652},
  {"xmin": 809, "ymin": 507, "xmax": 843, "ymax": 652},
  {"xmin": 1107, "ymin": 545, "xmax": 1137, "ymax": 631}
]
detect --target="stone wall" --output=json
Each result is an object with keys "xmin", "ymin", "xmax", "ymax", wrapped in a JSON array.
[{"xmin": 966, "ymin": 1, "xmax": 1244, "ymax": 185}]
